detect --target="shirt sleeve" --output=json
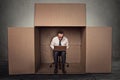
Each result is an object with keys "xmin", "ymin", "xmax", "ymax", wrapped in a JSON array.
[
  {"xmin": 50, "ymin": 38, "xmax": 54, "ymax": 50},
  {"xmin": 66, "ymin": 38, "xmax": 69, "ymax": 49}
]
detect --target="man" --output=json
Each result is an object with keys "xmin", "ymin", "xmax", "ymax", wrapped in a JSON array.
[{"xmin": 50, "ymin": 31, "xmax": 69, "ymax": 73}]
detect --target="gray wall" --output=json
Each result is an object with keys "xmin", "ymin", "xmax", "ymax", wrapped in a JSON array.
[{"xmin": 0, "ymin": 0, "xmax": 119, "ymax": 61}]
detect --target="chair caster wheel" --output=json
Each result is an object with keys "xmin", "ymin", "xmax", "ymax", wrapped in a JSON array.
[
  {"xmin": 49, "ymin": 65, "xmax": 52, "ymax": 68},
  {"xmin": 66, "ymin": 64, "xmax": 69, "ymax": 67}
]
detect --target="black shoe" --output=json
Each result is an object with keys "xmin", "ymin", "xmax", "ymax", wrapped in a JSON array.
[
  {"xmin": 62, "ymin": 64, "xmax": 66, "ymax": 73},
  {"xmin": 54, "ymin": 69, "xmax": 58, "ymax": 74}
]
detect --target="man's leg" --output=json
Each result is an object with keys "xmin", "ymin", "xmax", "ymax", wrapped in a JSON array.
[
  {"xmin": 53, "ymin": 51, "xmax": 59, "ymax": 73},
  {"xmin": 61, "ymin": 51, "xmax": 66, "ymax": 73}
]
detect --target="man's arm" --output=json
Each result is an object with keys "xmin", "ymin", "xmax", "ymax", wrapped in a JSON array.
[
  {"xmin": 50, "ymin": 38, "xmax": 54, "ymax": 50},
  {"xmin": 66, "ymin": 38, "xmax": 69, "ymax": 49}
]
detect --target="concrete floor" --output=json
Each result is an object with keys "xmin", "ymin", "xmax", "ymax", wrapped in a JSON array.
[{"xmin": 0, "ymin": 58, "xmax": 120, "ymax": 80}]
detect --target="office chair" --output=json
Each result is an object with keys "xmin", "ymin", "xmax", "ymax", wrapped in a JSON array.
[{"xmin": 49, "ymin": 53, "xmax": 69, "ymax": 69}]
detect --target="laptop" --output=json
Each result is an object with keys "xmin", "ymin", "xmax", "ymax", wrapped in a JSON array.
[{"xmin": 54, "ymin": 46, "xmax": 66, "ymax": 51}]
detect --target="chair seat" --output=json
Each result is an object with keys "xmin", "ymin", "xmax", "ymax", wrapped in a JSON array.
[{"xmin": 49, "ymin": 55, "xmax": 69, "ymax": 69}]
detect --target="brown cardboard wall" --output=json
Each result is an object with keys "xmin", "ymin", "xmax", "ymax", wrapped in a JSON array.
[
  {"xmin": 8, "ymin": 27, "xmax": 35, "ymax": 74},
  {"xmin": 86, "ymin": 27, "xmax": 112, "ymax": 73},
  {"xmin": 35, "ymin": 28, "xmax": 41, "ymax": 72},
  {"xmin": 34, "ymin": 3, "xmax": 86, "ymax": 26},
  {"xmin": 80, "ymin": 28, "xmax": 86, "ymax": 73}
]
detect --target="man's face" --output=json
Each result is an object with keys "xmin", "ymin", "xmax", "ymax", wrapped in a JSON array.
[{"xmin": 58, "ymin": 33, "xmax": 64, "ymax": 40}]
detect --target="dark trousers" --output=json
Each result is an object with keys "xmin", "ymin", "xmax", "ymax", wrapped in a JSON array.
[{"xmin": 53, "ymin": 51, "xmax": 66, "ymax": 70}]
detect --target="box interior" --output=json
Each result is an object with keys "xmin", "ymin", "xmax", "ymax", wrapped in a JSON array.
[{"xmin": 35, "ymin": 26, "xmax": 86, "ymax": 74}]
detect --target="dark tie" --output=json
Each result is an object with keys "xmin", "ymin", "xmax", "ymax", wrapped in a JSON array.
[{"xmin": 59, "ymin": 40, "xmax": 61, "ymax": 46}]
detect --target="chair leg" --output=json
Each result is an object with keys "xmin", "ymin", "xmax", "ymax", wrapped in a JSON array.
[
  {"xmin": 66, "ymin": 62, "xmax": 69, "ymax": 67},
  {"xmin": 49, "ymin": 57, "xmax": 69, "ymax": 69},
  {"xmin": 49, "ymin": 62, "xmax": 54, "ymax": 68}
]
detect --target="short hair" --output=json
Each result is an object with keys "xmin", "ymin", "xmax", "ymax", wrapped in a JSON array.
[{"xmin": 57, "ymin": 31, "xmax": 64, "ymax": 35}]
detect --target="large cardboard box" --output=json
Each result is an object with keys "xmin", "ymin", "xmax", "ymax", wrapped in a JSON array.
[{"xmin": 8, "ymin": 3, "xmax": 112, "ymax": 74}]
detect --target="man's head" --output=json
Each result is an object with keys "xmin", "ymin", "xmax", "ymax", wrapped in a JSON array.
[{"xmin": 57, "ymin": 31, "xmax": 64, "ymax": 40}]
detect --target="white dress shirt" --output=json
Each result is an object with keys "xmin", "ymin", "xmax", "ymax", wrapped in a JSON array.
[{"xmin": 50, "ymin": 36, "xmax": 69, "ymax": 50}]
